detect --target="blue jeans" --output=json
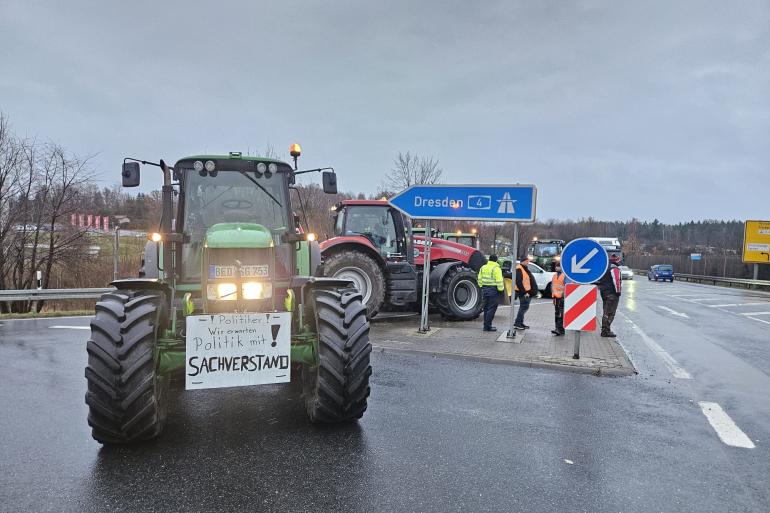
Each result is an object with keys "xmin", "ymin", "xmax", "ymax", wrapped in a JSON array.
[{"xmin": 514, "ymin": 294, "xmax": 531, "ymax": 326}]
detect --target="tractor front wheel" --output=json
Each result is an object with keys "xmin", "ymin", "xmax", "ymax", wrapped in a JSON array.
[
  {"xmin": 85, "ymin": 290, "xmax": 168, "ymax": 444},
  {"xmin": 323, "ymin": 250, "xmax": 385, "ymax": 317},
  {"xmin": 435, "ymin": 265, "xmax": 483, "ymax": 321},
  {"xmin": 303, "ymin": 287, "xmax": 372, "ymax": 423}
]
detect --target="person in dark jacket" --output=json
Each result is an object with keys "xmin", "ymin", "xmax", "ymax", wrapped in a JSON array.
[
  {"xmin": 513, "ymin": 255, "xmax": 537, "ymax": 330},
  {"xmin": 597, "ymin": 253, "xmax": 622, "ymax": 337}
]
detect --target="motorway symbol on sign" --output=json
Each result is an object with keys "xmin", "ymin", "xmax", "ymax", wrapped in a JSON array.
[
  {"xmin": 564, "ymin": 284, "xmax": 598, "ymax": 331},
  {"xmin": 560, "ymin": 238, "xmax": 609, "ymax": 284},
  {"xmin": 388, "ymin": 184, "xmax": 537, "ymax": 222}
]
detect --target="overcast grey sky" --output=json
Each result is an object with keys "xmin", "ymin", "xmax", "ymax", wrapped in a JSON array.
[{"xmin": 1, "ymin": 0, "xmax": 768, "ymax": 222}]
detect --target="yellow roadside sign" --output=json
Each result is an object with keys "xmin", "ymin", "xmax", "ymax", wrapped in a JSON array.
[{"xmin": 743, "ymin": 220, "xmax": 770, "ymax": 263}]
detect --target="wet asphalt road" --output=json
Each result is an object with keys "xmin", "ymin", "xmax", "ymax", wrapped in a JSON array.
[{"xmin": 1, "ymin": 278, "xmax": 769, "ymax": 512}]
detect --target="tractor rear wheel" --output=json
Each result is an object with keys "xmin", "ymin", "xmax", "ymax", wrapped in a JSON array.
[
  {"xmin": 303, "ymin": 287, "xmax": 372, "ymax": 423},
  {"xmin": 85, "ymin": 290, "xmax": 168, "ymax": 444},
  {"xmin": 324, "ymin": 250, "xmax": 385, "ymax": 317},
  {"xmin": 435, "ymin": 265, "xmax": 482, "ymax": 321}
]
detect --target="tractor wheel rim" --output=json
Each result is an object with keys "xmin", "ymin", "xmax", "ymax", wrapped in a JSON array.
[
  {"xmin": 453, "ymin": 279, "xmax": 479, "ymax": 311},
  {"xmin": 334, "ymin": 267, "xmax": 372, "ymax": 305}
]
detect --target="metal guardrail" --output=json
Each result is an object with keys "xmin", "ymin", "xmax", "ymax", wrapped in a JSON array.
[
  {"xmin": 0, "ymin": 288, "xmax": 114, "ymax": 301},
  {"xmin": 632, "ymin": 269, "xmax": 770, "ymax": 290}
]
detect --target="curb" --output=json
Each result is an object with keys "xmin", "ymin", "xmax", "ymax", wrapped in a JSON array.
[{"xmin": 371, "ymin": 344, "xmax": 637, "ymax": 377}]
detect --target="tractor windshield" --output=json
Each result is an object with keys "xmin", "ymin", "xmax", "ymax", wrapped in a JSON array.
[
  {"xmin": 181, "ymin": 169, "xmax": 288, "ymax": 280},
  {"xmin": 532, "ymin": 242, "xmax": 560, "ymax": 257},
  {"xmin": 340, "ymin": 206, "xmax": 398, "ymax": 257}
]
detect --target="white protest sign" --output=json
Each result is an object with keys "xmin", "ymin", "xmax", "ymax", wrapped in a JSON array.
[{"xmin": 185, "ymin": 312, "xmax": 291, "ymax": 390}]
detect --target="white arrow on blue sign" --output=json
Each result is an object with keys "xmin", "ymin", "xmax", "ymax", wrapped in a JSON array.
[
  {"xmin": 561, "ymin": 238, "xmax": 610, "ymax": 284},
  {"xmin": 388, "ymin": 184, "xmax": 537, "ymax": 222}
]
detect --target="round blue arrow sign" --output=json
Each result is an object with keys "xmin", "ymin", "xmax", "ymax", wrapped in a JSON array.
[{"xmin": 561, "ymin": 238, "xmax": 609, "ymax": 284}]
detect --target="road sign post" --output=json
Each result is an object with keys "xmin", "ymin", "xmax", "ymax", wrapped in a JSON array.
[
  {"xmin": 507, "ymin": 223, "xmax": 519, "ymax": 339},
  {"xmin": 419, "ymin": 219, "xmax": 432, "ymax": 333},
  {"xmin": 389, "ymin": 184, "xmax": 537, "ymax": 338}
]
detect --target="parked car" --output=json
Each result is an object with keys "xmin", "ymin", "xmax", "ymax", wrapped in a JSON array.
[
  {"xmin": 619, "ymin": 265, "xmax": 634, "ymax": 280},
  {"xmin": 501, "ymin": 260, "xmax": 555, "ymax": 297},
  {"xmin": 648, "ymin": 264, "xmax": 674, "ymax": 282}
]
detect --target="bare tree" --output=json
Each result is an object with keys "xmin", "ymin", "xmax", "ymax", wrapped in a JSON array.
[{"xmin": 382, "ymin": 151, "xmax": 443, "ymax": 192}]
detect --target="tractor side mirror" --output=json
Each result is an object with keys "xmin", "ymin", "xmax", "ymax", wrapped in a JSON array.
[
  {"xmin": 122, "ymin": 162, "xmax": 140, "ymax": 187},
  {"xmin": 322, "ymin": 171, "xmax": 337, "ymax": 194}
]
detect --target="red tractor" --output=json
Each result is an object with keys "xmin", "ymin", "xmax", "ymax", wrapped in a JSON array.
[{"xmin": 320, "ymin": 200, "xmax": 486, "ymax": 320}]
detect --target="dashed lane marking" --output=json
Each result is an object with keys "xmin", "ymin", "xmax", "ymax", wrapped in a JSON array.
[
  {"xmin": 657, "ymin": 305, "xmax": 689, "ymax": 318},
  {"xmin": 707, "ymin": 303, "xmax": 768, "ymax": 308},
  {"xmin": 622, "ymin": 314, "xmax": 692, "ymax": 379},
  {"xmin": 49, "ymin": 325, "xmax": 90, "ymax": 330},
  {"xmin": 698, "ymin": 402, "xmax": 756, "ymax": 449},
  {"xmin": 739, "ymin": 311, "xmax": 770, "ymax": 316}
]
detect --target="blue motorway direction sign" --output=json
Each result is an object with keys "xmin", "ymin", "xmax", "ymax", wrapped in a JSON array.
[
  {"xmin": 561, "ymin": 238, "xmax": 609, "ymax": 284},
  {"xmin": 388, "ymin": 184, "xmax": 537, "ymax": 222}
]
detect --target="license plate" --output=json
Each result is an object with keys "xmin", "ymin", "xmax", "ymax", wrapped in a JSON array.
[
  {"xmin": 185, "ymin": 312, "xmax": 291, "ymax": 390},
  {"xmin": 209, "ymin": 264, "xmax": 269, "ymax": 279}
]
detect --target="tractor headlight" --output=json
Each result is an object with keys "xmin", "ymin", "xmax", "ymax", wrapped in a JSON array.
[
  {"xmin": 207, "ymin": 282, "xmax": 238, "ymax": 301},
  {"xmin": 242, "ymin": 281, "xmax": 273, "ymax": 300}
]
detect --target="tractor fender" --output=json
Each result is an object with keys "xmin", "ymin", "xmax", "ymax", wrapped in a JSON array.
[
  {"xmin": 138, "ymin": 241, "xmax": 159, "ymax": 279},
  {"xmin": 428, "ymin": 262, "xmax": 472, "ymax": 293},
  {"xmin": 320, "ymin": 236, "xmax": 386, "ymax": 267},
  {"xmin": 111, "ymin": 278, "xmax": 172, "ymax": 295}
]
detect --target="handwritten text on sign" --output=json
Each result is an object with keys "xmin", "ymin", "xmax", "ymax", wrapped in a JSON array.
[{"xmin": 185, "ymin": 312, "xmax": 291, "ymax": 390}]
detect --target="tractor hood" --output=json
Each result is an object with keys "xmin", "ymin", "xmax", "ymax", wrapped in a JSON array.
[{"xmin": 205, "ymin": 223, "xmax": 274, "ymax": 249}]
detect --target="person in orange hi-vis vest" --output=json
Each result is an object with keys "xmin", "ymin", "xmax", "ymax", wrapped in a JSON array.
[
  {"xmin": 513, "ymin": 255, "xmax": 537, "ymax": 330},
  {"xmin": 550, "ymin": 261, "xmax": 566, "ymax": 336}
]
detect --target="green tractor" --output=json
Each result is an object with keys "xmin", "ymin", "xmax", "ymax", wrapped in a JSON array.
[
  {"xmin": 526, "ymin": 238, "xmax": 565, "ymax": 271},
  {"xmin": 85, "ymin": 148, "xmax": 372, "ymax": 444}
]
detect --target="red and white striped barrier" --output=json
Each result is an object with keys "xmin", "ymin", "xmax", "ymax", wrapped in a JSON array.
[{"xmin": 564, "ymin": 284, "xmax": 598, "ymax": 331}]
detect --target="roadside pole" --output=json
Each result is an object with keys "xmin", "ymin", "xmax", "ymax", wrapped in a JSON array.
[
  {"xmin": 573, "ymin": 331, "xmax": 581, "ymax": 359},
  {"xmin": 754, "ymin": 264, "xmax": 759, "ymax": 281},
  {"xmin": 507, "ymin": 222, "xmax": 519, "ymax": 339},
  {"xmin": 33, "ymin": 270, "xmax": 42, "ymax": 313},
  {"xmin": 419, "ymin": 220, "xmax": 432, "ymax": 333},
  {"xmin": 113, "ymin": 226, "xmax": 120, "ymax": 281}
]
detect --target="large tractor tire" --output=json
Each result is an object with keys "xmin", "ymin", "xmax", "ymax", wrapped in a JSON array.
[
  {"xmin": 303, "ymin": 287, "xmax": 372, "ymax": 423},
  {"xmin": 435, "ymin": 265, "xmax": 482, "ymax": 321},
  {"xmin": 323, "ymin": 250, "xmax": 385, "ymax": 317},
  {"xmin": 85, "ymin": 290, "xmax": 168, "ymax": 444}
]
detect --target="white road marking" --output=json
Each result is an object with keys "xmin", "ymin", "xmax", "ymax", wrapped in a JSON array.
[
  {"xmin": 657, "ymin": 305, "xmax": 689, "ymax": 318},
  {"xmin": 746, "ymin": 316, "xmax": 770, "ymax": 325},
  {"xmin": 689, "ymin": 298, "xmax": 727, "ymax": 302},
  {"xmin": 698, "ymin": 402, "xmax": 755, "ymax": 449},
  {"xmin": 623, "ymin": 315, "xmax": 692, "ymax": 379},
  {"xmin": 49, "ymin": 325, "xmax": 90, "ymax": 330},
  {"xmin": 739, "ymin": 311, "xmax": 770, "ymax": 316},
  {"xmin": 707, "ymin": 303, "xmax": 768, "ymax": 308}
]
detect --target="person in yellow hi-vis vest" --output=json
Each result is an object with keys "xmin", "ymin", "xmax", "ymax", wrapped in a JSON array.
[{"xmin": 477, "ymin": 254, "xmax": 504, "ymax": 332}]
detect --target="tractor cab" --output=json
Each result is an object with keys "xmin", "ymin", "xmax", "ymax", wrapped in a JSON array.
[{"xmin": 331, "ymin": 201, "xmax": 411, "ymax": 261}]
